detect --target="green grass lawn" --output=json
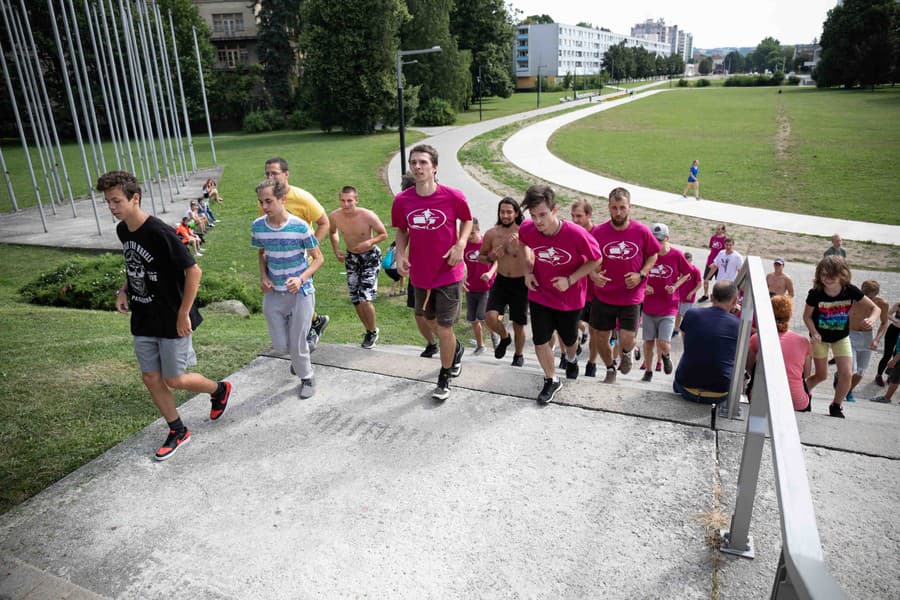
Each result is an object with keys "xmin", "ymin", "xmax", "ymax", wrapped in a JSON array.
[{"xmin": 549, "ymin": 86, "xmax": 900, "ymax": 224}]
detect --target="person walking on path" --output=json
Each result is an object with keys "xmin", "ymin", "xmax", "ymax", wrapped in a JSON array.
[
  {"xmin": 587, "ymin": 187, "xmax": 660, "ymax": 384},
  {"xmin": 824, "ymin": 234, "xmax": 846, "ymax": 258},
  {"xmin": 697, "ymin": 224, "xmax": 727, "ymax": 303},
  {"xmin": 463, "ymin": 219, "xmax": 497, "ymax": 355},
  {"xmin": 252, "ymin": 178, "xmax": 325, "ymax": 399},
  {"xmin": 682, "ymin": 159, "xmax": 700, "ymax": 200},
  {"xmin": 329, "ymin": 186, "xmax": 388, "ymax": 349},
  {"xmin": 518, "ymin": 185, "xmax": 601, "ymax": 403},
  {"xmin": 479, "ymin": 198, "xmax": 532, "ymax": 367},
  {"xmin": 392, "ymin": 144, "xmax": 472, "ymax": 401},
  {"xmin": 99, "ymin": 170, "xmax": 232, "ymax": 461},
  {"xmin": 262, "ymin": 157, "xmax": 331, "ymax": 351},
  {"xmin": 803, "ymin": 256, "xmax": 879, "ymax": 418},
  {"xmin": 766, "ymin": 258, "xmax": 794, "ymax": 297}
]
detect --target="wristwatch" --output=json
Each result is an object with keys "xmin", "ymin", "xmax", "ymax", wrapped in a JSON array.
[{"xmin": 639, "ymin": 272, "xmax": 646, "ymax": 280}]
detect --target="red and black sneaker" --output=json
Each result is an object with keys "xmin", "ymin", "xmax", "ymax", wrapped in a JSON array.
[
  {"xmin": 155, "ymin": 428, "xmax": 191, "ymax": 461},
  {"xmin": 210, "ymin": 381, "xmax": 232, "ymax": 420}
]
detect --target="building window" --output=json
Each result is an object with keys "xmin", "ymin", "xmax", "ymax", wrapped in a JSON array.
[
  {"xmin": 217, "ymin": 44, "xmax": 248, "ymax": 68},
  {"xmin": 212, "ymin": 13, "xmax": 244, "ymax": 34}
]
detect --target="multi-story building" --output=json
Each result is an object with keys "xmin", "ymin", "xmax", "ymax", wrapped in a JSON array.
[
  {"xmin": 193, "ymin": 1, "xmax": 259, "ymax": 69},
  {"xmin": 514, "ymin": 23, "xmax": 671, "ymax": 89},
  {"xmin": 630, "ymin": 18, "xmax": 693, "ymax": 63}
]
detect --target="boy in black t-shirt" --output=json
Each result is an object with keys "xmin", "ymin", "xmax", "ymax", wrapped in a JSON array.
[{"xmin": 98, "ymin": 171, "xmax": 233, "ymax": 460}]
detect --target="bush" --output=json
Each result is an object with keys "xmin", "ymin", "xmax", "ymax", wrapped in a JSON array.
[
  {"xmin": 20, "ymin": 254, "xmax": 261, "ymax": 313},
  {"xmin": 696, "ymin": 78, "xmax": 711, "ymax": 87},
  {"xmin": 415, "ymin": 97, "xmax": 456, "ymax": 126},
  {"xmin": 677, "ymin": 78, "xmax": 688, "ymax": 87},
  {"xmin": 724, "ymin": 73, "xmax": 786, "ymax": 87},
  {"xmin": 288, "ymin": 109, "xmax": 311, "ymax": 130},
  {"xmin": 242, "ymin": 109, "xmax": 284, "ymax": 133},
  {"xmin": 787, "ymin": 75, "xmax": 801, "ymax": 86}
]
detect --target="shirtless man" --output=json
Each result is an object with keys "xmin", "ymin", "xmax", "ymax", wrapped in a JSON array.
[
  {"xmin": 766, "ymin": 257, "xmax": 794, "ymax": 297},
  {"xmin": 479, "ymin": 197, "xmax": 533, "ymax": 367},
  {"xmin": 329, "ymin": 186, "xmax": 388, "ymax": 349}
]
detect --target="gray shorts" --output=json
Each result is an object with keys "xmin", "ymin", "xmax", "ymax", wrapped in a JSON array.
[
  {"xmin": 134, "ymin": 335, "xmax": 197, "ymax": 379},
  {"xmin": 849, "ymin": 329, "xmax": 874, "ymax": 375},
  {"xmin": 642, "ymin": 314, "xmax": 676, "ymax": 342},
  {"xmin": 678, "ymin": 301, "xmax": 694, "ymax": 316}
]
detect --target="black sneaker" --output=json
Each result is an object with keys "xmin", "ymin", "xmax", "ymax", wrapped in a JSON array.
[
  {"xmin": 511, "ymin": 354, "xmax": 524, "ymax": 367},
  {"xmin": 312, "ymin": 314, "xmax": 330, "ymax": 338},
  {"xmin": 451, "ymin": 341, "xmax": 464, "ymax": 377},
  {"xmin": 433, "ymin": 368, "xmax": 451, "ymax": 400},
  {"xmin": 494, "ymin": 335, "xmax": 512, "ymax": 359},
  {"xmin": 828, "ymin": 403, "xmax": 845, "ymax": 418},
  {"xmin": 580, "ymin": 331, "xmax": 588, "ymax": 345},
  {"xmin": 698, "ymin": 295, "xmax": 709, "ymax": 303},
  {"xmin": 662, "ymin": 354, "xmax": 673, "ymax": 375},
  {"xmin": 584, "ymin": 362, "xmax": 597, "ymax": 377},
  {"xmin": 565, "ymin": 358, "xmax": 579, "ymax": 380},
  {"xmin": 641, "ymin": 371, "xmax": 653, "ymax": 382},
  {"xmin": 361, "ymin": 328, "xmax": 379, "ymax": 349},
  {"xmin": 537, "ymin": 378, "xmax": 562, "ymax": 404},
  {"xmin": 420, "ymin": 343, "xmax": 438, "ymax": 358},
  {"xmin": 155, "ymin": 428, "xmax": 190, "ymax": 461},
  {"xmin": 209, "ymin": 381, "xmax": 232, "ymax": 420},
  {"xmin": 634, "ymin": 347, "xmax": 641, "ymax": 361}
]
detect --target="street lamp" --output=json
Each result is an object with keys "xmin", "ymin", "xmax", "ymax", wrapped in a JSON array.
[
  {"xmin": 536, "ymin": 63, "xmax": 547, "ymax": 108},
  {"xmin": 396, "ymin": 45, "xmax": 442, "ymax": 178}
]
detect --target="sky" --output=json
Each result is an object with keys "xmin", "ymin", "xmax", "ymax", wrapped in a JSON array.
[{"xmin": 507, "ymin": 0, "xmax": 837, "ymax": 49}]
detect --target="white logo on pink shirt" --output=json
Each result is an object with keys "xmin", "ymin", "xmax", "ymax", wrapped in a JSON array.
[
  {"xmin": 650, "ymin": 264, "xmax": 674, "ymax": 278},
  {"xmin": 465, "ymin": 250, "xmax": 480, "ymax": 262},
  {"xmin": 534, "ymin": 246, "xmax": 573, "ymax": 266},
  {"xmin": 602, "ymin": 240, "xmax": 640, "ymax": 261},
  {"xmin": 407, "ymin": 208, "xmax": 447, "ymax": 231}
]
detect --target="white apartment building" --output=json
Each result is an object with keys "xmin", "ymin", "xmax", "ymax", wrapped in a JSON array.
[
  {"xmin": 515, "ymin": 23, "xmax": 671, "ymax": 89},
  {"xmin": 631, "ymin": 18, "xmax": 693, "ymax": 63}
]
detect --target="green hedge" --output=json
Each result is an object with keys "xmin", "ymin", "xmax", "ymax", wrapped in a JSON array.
[
  {"xmin": 243, "ymin": 109, "xmax": 285, "ymax": 133},
  {"xmin": 415, "ymin": 98, "xmax": 456, "ymax": 126}
]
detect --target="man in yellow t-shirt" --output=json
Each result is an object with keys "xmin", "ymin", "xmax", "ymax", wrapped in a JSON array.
[{"xmin": 263, "ymin": 157, "xmax": 331, "ymax": 349}]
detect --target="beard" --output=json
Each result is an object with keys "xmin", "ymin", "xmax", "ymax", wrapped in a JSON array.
[{"xmin": 610, "ymin": 214, "xmax": 628, "ymax": 227}]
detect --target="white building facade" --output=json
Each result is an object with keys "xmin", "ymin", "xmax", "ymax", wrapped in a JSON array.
[
  {"xmin": 515, "ymin": 23, "xmax": 671, "ymax": 89},
  {"xmin": 630, "ymin": 18, "xmax": 693, "ymax": 63}
]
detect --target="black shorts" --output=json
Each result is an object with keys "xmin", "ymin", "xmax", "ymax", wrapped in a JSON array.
[
  {"xmin": 406, "ymin": 281, "xmax": 415, "ymax": 309},
  {"xmin": 385, "ymin": 267, "xmax": 401, "ymax": 282},
  {"xmin": 703, "ymin": 264, "xmax": 715, "ymax": 280},
  {"xmin": 486, "ymin": 274, "xmax": 528, "ymax": 325},
  {"xmin": 589, "ymin": 300, "xmax": 641, "ymax": 332},
  {"xmin": 414, "ymin": 281, "xmax": 462, "ymax": 327},
  {"xmin": 529, "ymin": 300, "xmax": 581, "ymax": 347}
]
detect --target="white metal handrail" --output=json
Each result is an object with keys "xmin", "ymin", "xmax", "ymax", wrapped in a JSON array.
[{"xmin": 718, "ymin": 256, "xmax": 846, "ymax": 599}]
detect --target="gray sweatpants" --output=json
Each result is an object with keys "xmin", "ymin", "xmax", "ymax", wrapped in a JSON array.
[{"xmin": 263, "ymin": 290, "xmax": 314, "ymax": 379}]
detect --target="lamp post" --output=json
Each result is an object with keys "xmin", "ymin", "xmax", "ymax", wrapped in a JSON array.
[{"xmin": 396, "ymin": 45, "xmax": 442, "ymax": 178}]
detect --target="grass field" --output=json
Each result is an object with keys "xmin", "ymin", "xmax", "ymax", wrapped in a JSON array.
[{"xmin": 549, "ymin": 86, "xmax": 900, "ymax": 224}]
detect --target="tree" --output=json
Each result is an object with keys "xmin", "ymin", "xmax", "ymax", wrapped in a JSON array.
[
  {"xmin": 698, "ymin": 57, "xmax": 712, "ymax": 75},
  {"xmin": 749, "ymin": 37, "xmax": 782, "ymax": 72},
  {"xmin": 450, "ymin": 0, "xmax": 515, "ymax": 99},
  {"xmin": 256, "ymin": 0, "xmax": 302, "ymax": 111},
  {"xmin": 723, "ymin": 50, "xmax": 744, "ymax": 74},
  {"xmin": 521, "ymin": 14, "xmax": 553, "ymax": 24},
  {"xmin": 576, "ymin": 22, "xmax": 593, "ymax": 28},
  {"xmin": 300, "ymin": 0, "xmax": 409, "ymax": 133},
  {"xmin": 816, "ymin": 0, "xmax": 899, "ymax": 88}
]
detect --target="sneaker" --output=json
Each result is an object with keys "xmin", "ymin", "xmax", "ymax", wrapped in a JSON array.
[
  {"xmin": 845, "ymin": 391, "xmax": 856, "ymax": 403},
  {"xmin": 511, "ymin": 354, "xmax": 524, "ymax": 367},
  {"xmin": 565, "ymin": 358, "xmax": 579, "ymax": 380},
  {"xmin": 473, "ymin": 345, "xmax": 485, "ymax": 356},
  {"xmin": 494, "ymin": 335, "xmax": 512, "ymax": 359},
  {"xmin": 155, "ymin": 428, "xmax": 190, "ymax": 461},
  {"xmin": 209, "ymin": 381, "xmax": 232, "ymax": 420},
  {"xmin": 420, "ymin": 343, "xmax": 438, "ymax": 358},
  {"xmin": 828, "ymin": 403, "xmax": 845, "ymax": 418},
  {"xmin": 662, "ymin": 354, "xmax": 672, "ymax": 375},
  {"xmin": 433, "ymin": 369, "xmax": 451, "ymax": 401},
  {"xmin": 584, "ymin": 362, "xmax": 597, "ymax": 378},
  {"xmin": 634, "ymin": 347, "xmax": 641, "ymax": 361},
  {"xmin": 580, "ymin": 331, "xmax": 588, "ymax": 345},
  {"xmin": 698, "ymin": 295, "xmax": 709, "ymax": 303},
  {"xmin": 603, "ymin": 366, "xmax": 617, "ymax": 384},
  {"xmin": 618, "ymin": 351, "xmax": 633, "ymax": 374},
  {"xmin": 641, "ymin": 371, "xmax": 653, "ymax": 382},
  {"xmin": 558, "ymin": 355, "xmax": 567, "ymax": 370},
  {"xmin": 537, "ymin": 378, "xmax": 562, "ymax": 404},
  {"xmin": 490, "ymin": 332, "xmax": 501, "ymax": 349},
  {"xmin": 870, "ymin": 395, "xmax": 891, "ymax": 404},
  {"xmin": 299, "ymin": 377, "xmax": 316, "ymax": 399},
  {"xmin": 451, "ymin": 341, "xmax": 464, "ymax": 377},
  {"xmin": 307, "ymin": 329, "xmax": 320, "ymax": 353},
  {"xmin": 875, "ymin": 374, "xmax": 885, "ymax": 387},
  {"xmin": 312, "ymin": 314, "xmax": 330, "ymax": 338},
  {"xmin": 361, "ymin": 328, "xmax": 379, "ymax": 349},
  {"xmin": 655, "ymin": 360, "xmax": 662, "ymax": 372}
]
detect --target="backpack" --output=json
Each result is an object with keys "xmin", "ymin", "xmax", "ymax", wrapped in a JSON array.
[{"xmin": 381, "ymin": 246, "xmax": 396, "ymax": 270}]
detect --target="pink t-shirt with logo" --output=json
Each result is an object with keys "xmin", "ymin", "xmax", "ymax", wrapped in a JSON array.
[
  {"xmin": 464, "ymin": 239, "xmax": 494, "ymax": 293},
  {"xmin": 391, "ymin": 184, "xmax": 472, "ymax": 289},
  {"xmin": 679, "ymin": 263, "xmax": 703, "ymax": 302},
  {"xmin": 591, "ymin": 219, "xmax": 661, "ymax": 306},
  {"xmin": 706, "ymin": 234, "xmax": 726, "ymax": 266},
  {"xmin": 644, "ymin": 246, "xmax": 692, "ymax": 316},
  {"xmin": 518, "ymin": 219, "xmax": 601, "ymax": 311}
]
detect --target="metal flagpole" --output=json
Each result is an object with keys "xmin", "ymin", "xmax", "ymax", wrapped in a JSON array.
[
  {"xmin": 47, "ymin": 0, "xmax": 102, "ymax": 234},
  {"xmin": 18, "ymin": 0, "xmax": 77, "ymax": 213},
  {"xmin": 192, "ymin": 26, "xmax": 216, "ymax": 165},
  {"xmin": 84, "ymin": 0, "xmax": 121, "ymax": 169},
  {"xmin": 169, "ymin": 9, "xmax": 195, "ymax": 171},
  {"xmin": 153, "ymin": 2, "xmax": 187, "ymax": 184},
  {"xmin": 101, "ymin": 0, "xmax": 135, "ymax": 175},
  {"xmin": 0, "ymin": 144, "xmax": 17, "ymax": 211}
]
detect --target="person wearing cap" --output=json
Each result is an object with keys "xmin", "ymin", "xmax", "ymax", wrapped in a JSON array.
[
  {"xmin": 640, "ymin": 223, "xmax": 693, "ymax": 382},
  {"xmin": 766, "ymin": 257, "xmax": 794, "ymax": 297}
]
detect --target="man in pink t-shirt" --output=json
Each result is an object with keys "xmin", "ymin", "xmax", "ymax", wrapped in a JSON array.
[
  {"xmin": 391, "ymin": 144, "xmax": 473, "ymax": 401},
  {"xmin": 588, "ymin": 187, "xmax": 660, "ymax": 384},
  {"xmin": 640, "ymin": 223, "xmax": 692, "ymax": 382},
  {"xmin": 699, "ymin": 223, "xmax": 727, "ymax": 302},
  {"xmin": 518, "ymin": 185, "xmax": 601, "ymax": 404}
]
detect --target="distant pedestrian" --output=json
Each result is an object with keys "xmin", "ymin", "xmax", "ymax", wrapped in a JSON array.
[
  {"xmin": 697, "ymin": 223, "xmax": 727, "ymax": 303},
  {"xmin": 682, "ymin": 159, "xmax": 700, "ymax": 200},
  {"xmin": 766, "ymin": 257, "xmax": 794, "ymax": 297},
  {"xmin": 823, "ymin": 234, "xmax": 846, "ymax": 258},
  {"xmin": 99, "ymin": 170, "xmax": 232, "ymax": 461}
]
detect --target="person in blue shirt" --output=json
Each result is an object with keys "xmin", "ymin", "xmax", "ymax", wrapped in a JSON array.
[{"xmin": 682, "ymin": 159, "xmax": 700, "ymax": 200}]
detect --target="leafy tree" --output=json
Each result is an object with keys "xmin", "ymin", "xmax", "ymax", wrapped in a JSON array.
[
  {"xmin": 256, "ymin": 0, "xmax": 302, "ymax": 111},
  {"xmin": 450, "ymin": 0, "xmax": 515, "ymax": 99},
  {"xmin": 748, "ymin": 37, "xmax": 782, "ymax": 72},
  {"xmin": 816, "ymin": 0, "xmax": 899, "ymax": 88},
  {"xmin": 300, "ymin": 0, "xmax": 409, "ymax": 133},
  {"xmin": 576, "ymin": 22, "xmax": 593, "ymax": 28},
  {"xmin": 521, "ymin": 14, "xmax": 554, "ymax": 24},
  {"xmin": 724, "ymin": 50, "xmax": 744, "ymax": 74},
  {"xmin": 698, "ymin": 57, "xmax": 712, "ymax": 75}
]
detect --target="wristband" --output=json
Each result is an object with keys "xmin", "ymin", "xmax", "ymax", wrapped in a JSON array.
[
  {"xmin": 639, "ymin": 272, "xmax": 646, "ymax": 280},
  {"xmin": 566, "ymin": 276, "xmax": 572, "ymax": 286},
  {"xmin": 116, "ymin": 286, "xmax": 127, "ymax": 296}
]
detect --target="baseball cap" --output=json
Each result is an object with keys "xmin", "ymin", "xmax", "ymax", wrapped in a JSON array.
[
  {"xmin": 774, "ymin": 257, "xmax": 785, "ymax": 265},
  {"xmin": 651, "ymin": 223, "xmax": 669, "ymax": 240}
]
